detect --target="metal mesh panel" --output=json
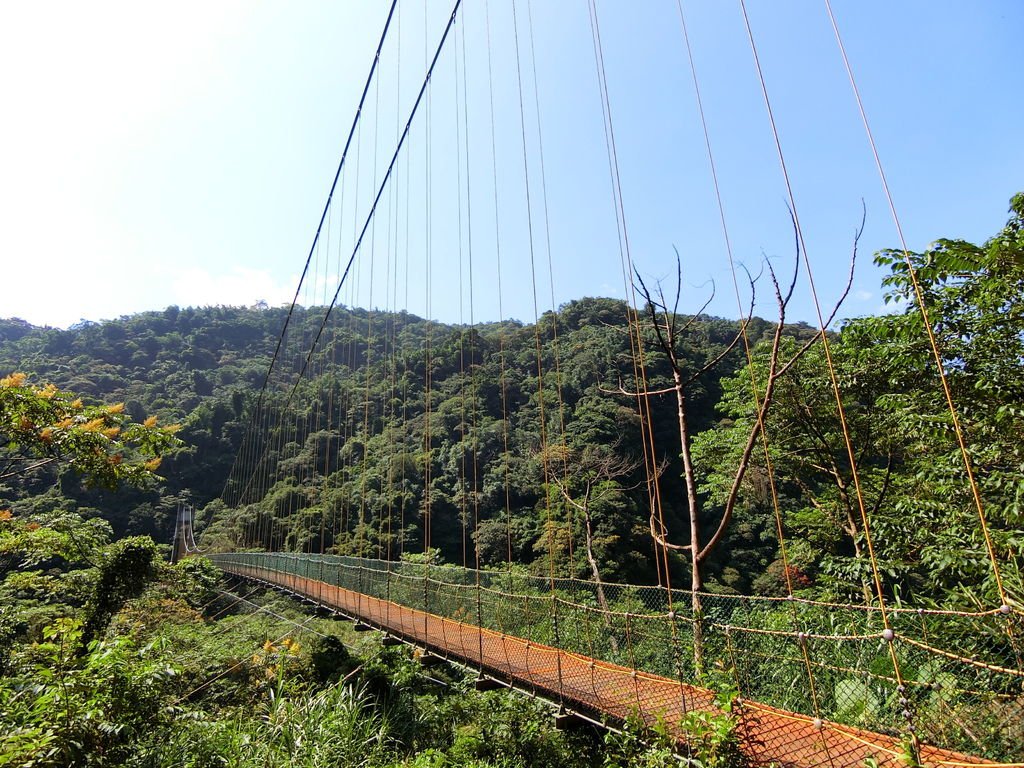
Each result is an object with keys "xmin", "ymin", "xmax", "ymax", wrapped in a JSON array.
[{"xmin": 209, "ymin": 552, "xmax": 1020, "ymax": 766}]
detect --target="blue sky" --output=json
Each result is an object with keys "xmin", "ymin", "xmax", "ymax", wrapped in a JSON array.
[{"xmin": 1, "ymin": 1, "xmax": 1021, "ymax": 329}]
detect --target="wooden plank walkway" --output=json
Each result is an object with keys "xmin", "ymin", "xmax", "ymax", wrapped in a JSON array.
[{"xmin": 220, "ymin": 561, "xmax": 992, "ymax": 768}]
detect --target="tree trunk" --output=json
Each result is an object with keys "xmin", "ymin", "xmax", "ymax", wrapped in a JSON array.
[
  {"xmin": 673, "ymin": 368, "xmax": 705, "ymax": 676},
  {"xmin": 580, "ymin": 495, "xmax": 619, "ymax": 654},
  {"xmin": 837, "ymin": 480, "xmax": 874, "ymax": 606}
]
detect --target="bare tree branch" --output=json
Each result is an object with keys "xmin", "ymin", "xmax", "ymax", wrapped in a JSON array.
[
  {"xmin": 634, "ymin": 267, "xmax": 676, "ymax": 375},
  {"xmin": 775, "ymin": 205, "xmax": 862, "ymax": 378},
  {"xmin": 600, "ymin": 383, "xmax": 680, "ymax": 398},
  {"xmin": 698, "ymin": 268, "xmax": 788, "ymax": 562},
  {"xmin": 683, "ymin": 271, "xmax": 755, "ymax": 388},
  {"xmin": 0, "ymin": 455, "xmax": 60, "ymax": 481}
]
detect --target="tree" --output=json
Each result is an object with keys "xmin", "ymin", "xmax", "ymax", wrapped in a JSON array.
[
  {"xmin": 80, "ymin": 535, "xmax": 160, "ymax": 647},
  {"xmin": 547, "ymin": 441, "xmax": 640, "ymax": 614},
  {"xmin": 0, "ymin": 504, "xmax": 111, "ymax": 578},
  {"xmin": 844, "ymin": 193, "xmax": 1024, "ymax": 604},
  {"xmin": 0, "ymin": 372, "xmax": 182, "ymax": 490},
  {"xmin": 621, "ymin": 228, "xmax": 856, "ymax": 671},
  {"xmin": 698, "ymin": 193, "xmax": 1024, "ymax": 607},
  {"xmin": 695, "ymin": 338, "xmax": 900, "ymax": 603}
]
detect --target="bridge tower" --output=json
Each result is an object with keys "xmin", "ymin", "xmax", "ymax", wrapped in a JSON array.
[{"xmin": 170, "ymin": 501, "xmax": 194, "ymax": 564}]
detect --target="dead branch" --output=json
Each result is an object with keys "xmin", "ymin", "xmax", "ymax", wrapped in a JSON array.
[
  {"xmin": 775, "ymin": 203, "xmax": 863, "ymax": 378},
  {"xmin": 683, "ymin": 267, "xmax": 756, "ymax": 388}
]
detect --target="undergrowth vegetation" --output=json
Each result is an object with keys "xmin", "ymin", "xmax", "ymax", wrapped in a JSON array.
[{"xmin": 0, "ymin": 551, "xmax": 699, "ymax": 768}]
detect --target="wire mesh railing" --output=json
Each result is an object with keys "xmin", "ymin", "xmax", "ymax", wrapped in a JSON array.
[{"xmin": 210, "ymin": 551, "xmax": 1022, "ymax": 764}]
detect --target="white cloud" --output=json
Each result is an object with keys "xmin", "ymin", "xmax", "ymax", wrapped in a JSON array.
[
  {"xmin": 1, "ymin": 224, "xmax": 125, "ymax": 328},
  {"xmin": 0, "ymin": 260, "xmax": 298, "ymax": 329},
  {"xmin": 855, "ymin": 290, "xmax": 873, "ymax": 301},
  {"xmin": 170, "ymin": 266, "xmax": 297, "ymax": 310},
  {"xmin": 875, "ymin": 300, "xmax": 907, "ymax": 316},
  {"xmin": 0, "ymin": 1, "xmax": 254, "ymax": 329}
]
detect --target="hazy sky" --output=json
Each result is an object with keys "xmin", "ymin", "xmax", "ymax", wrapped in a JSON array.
[{"xmin": 2, "ymin": 1, "xmax": 1021, "ymax": 329}]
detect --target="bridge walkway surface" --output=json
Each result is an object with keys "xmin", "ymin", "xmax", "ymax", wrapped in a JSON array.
[{"xmin": 217, "ymin": 559, "xmax": 992, "ymax": 768}]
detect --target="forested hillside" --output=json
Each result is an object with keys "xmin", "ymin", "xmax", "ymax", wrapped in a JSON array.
[
  {"xmin": 2, "ymin": 194, "xmax": 1022, "ymax": 608},
  {"xmin": 0, "ymin": 304, "xmax": 285, "ymax": 540},
  {"xmin": 0, "ymin": 296, "xmax": 803, "ymax": 591},
  {"xmin": 2, "ymin": 195, "xmax": 1022, "ymax": 767}
]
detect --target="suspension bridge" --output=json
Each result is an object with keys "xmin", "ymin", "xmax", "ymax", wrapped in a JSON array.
[{"xmin": 185, "ymin": 2, "xmax": 1023, "ymax": 765}]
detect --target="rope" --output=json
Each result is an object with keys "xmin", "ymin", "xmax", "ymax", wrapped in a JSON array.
[
  {"xmin": 215, "ymin": 552, "xmax": 1020, "ymax": 761},
  {"xmin": 585, "ymin": 0, "xmax": 673, "ymax": 603},
  {"xmin": 172, "ymin": 604, "xmax": 322, "ymax": 705},
  {"xmin": 356, "ymin": 50, "xmax": 384, "ymax": 559},
  {"xmin": 736, "ymin": 5, "xmax": 917, "ymax": 754},
  {"xmin": 222, "ymin": 591, "xmax": 333, "ymax": 639},
  {"xmin": 510, "ymin": 0, "xmax": 564, "ymax": 702},
  {"xmin": 523, "ymin": 0, "xmax": 575, "ymax": 572},
  {"xmin": 224, "ymin": 0, "xmax": 400, "ymax": 509},
  {"xmin": 421, "ymin": 0, "xmax": 435, "ymax": 568},
  {"xmin": 899, "ymin": 635, "xmax": 1024, "ymax": 679},
  {"xmin": 481, "ymin": 0, "xmax": 516, "ymax": 575},
  {"xmin": 821, "ymin": 0, "xmax": 1008, "ymax": 608}
]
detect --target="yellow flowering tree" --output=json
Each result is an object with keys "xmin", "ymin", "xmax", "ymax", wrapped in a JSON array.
[{"xmin": 0, "ymin": 372, "xmax": 182, "ymax": 490}]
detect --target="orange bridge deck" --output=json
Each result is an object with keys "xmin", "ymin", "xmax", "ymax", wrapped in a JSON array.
[{"xmin": 218, "ymin": 560, "xmax": 991, "ymax": 768}]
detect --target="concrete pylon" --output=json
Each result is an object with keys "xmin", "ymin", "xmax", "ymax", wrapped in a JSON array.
[{"xmin": 171, "ymin": 502, "xmax": 193, "ymax": 564}]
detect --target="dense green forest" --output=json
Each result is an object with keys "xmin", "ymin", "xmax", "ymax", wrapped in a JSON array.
[
  {"xmin": 0, "ymin": 299, "xmax": 753, "ymax": 767},
  {"xmin": 0, "ymin": 281, "xmax": 816, "ymax": 593},
  {"xmin": 1, "ymin": 194, "xmax": 1022, "ymax": 765},
  {"xmin": 4, "ymin": 197, "xmax": 1021, "ymax": 604}
]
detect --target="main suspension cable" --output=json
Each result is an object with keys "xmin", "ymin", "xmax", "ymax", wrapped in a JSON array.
[{"xmin": 222, "ymin": 0, "xmax": 400, "ymax": 507}]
